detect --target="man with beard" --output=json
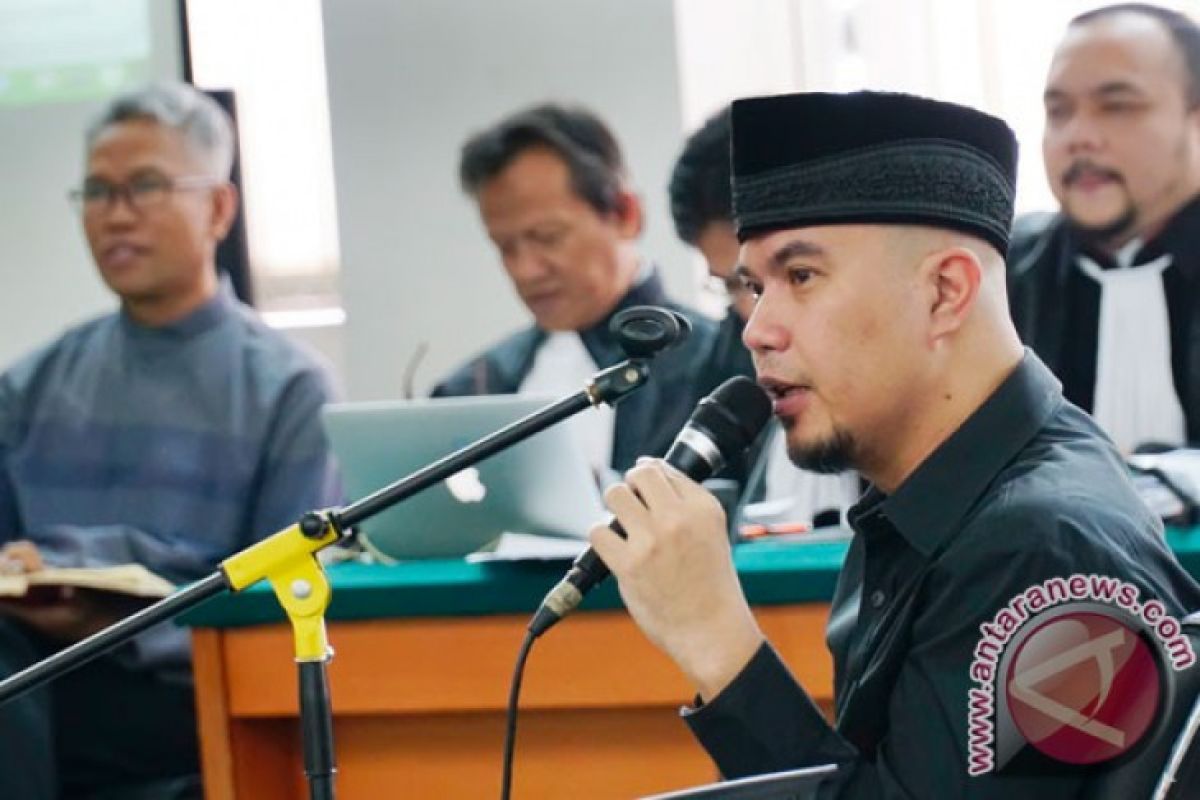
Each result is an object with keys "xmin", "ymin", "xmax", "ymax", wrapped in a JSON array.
[
  {"xmin": 668, "ymin": 108, "xmax": 858, "ymax": 525},
  {"xmin": 1010, "ymin": 3, "xmax": 1200, "ymax": 452},
  {"xmin": 590, "ymin": 89, "xmax": 1200, "ymax": 796}
]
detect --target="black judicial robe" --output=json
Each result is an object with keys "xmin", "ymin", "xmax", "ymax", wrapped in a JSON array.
[
  {"xmin": 431, "ymin": 270, "xmax": 748, "ymax": 472},
  {"xmin": 1008, "ymin": 197, "xmax": 1200, "ymax": 442}
]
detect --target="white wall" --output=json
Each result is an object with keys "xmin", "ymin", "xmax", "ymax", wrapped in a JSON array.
[
  {"xmin": 673, "ymin": 0, "xmax": 802, "ymax": 130},
  {"xmin": 322, "ymin": 0, "xmax": 692, "ymax": 401},
  {"xmin": 0, "ymin": 101, "xmax": 113, "ymax": 370}
]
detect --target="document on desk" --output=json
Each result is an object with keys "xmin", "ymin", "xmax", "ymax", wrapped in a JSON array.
[
  {"xmin": 1127, "ymin": 448, "xmax": 1200, "ymax": 521},
  {"xmin": 1129, "ymin": 448, "xmax": 1200, "ymax": 485},
  {"xmin": 466, "ymin": 532, "xmax": 589, "ymax": 562}
]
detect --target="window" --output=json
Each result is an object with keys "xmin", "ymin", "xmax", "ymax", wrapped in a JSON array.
[
  {"xmin": 676, "ymin": 0, "xmax": 1200, "ymax": 214},
  {"xmin": 185, "ymin": 0, "xmax": 342, "ymax": 322}
]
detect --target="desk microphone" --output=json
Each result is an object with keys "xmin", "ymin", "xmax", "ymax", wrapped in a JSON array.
[
  {"xmin": 528, "ymin": 376, "xmax": 772, "ymax": 637},
  {"xmin": 609, "ymin": 305, "xmax": 691, "ymax": 358}
]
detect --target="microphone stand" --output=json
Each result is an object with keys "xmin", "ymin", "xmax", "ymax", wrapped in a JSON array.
[{"xmin": 0, "ymin": 358, "xmax": 651, "ymax": 800}]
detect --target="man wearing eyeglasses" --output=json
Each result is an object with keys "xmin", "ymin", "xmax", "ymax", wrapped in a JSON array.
[
  {"xmin": 668, "ymin": 108, "xmax": 859, "ymax": 527},
  {"xmin": 0, "ymin": 81, "xmax": 341, "ymax": 799}
]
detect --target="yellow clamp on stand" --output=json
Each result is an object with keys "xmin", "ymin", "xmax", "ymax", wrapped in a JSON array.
[
  {"xmin": 221, "ymin": 516, "xmax": 339, "ymax": 661},
  {"xmin": 221, "ymin": 513, "xmax": 342, "ymax": 796}
]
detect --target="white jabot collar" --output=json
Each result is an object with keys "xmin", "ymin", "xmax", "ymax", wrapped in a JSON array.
[
  {"xmin": 1076, "ymin": 238, "xmax": 1185, "ymax": 451},
  {"xmin": 519, "ymin": 332, "xmax": 614, "ymax": 475}
]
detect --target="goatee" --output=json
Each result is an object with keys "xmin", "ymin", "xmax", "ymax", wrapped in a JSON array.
[
  {"xmin": 1069, "ymin": 205, "xmax": 1137, "ymax": 249},
  {"xmin": 788, "ymin": 428, "xmax": 856, "ymax": 474}
]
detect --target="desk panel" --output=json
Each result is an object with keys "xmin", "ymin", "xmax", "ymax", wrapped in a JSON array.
[{"xmin": 193, "ymin": 604, "xmax": 833, "ymax": 799}]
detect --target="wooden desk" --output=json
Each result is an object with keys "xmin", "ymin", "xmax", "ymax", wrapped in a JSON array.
[
  {"xmin": 184, "ymin": 541, "xmax": 845, "ymax": 799},
  {"xmin": 184, "ymin": 527, "xmax": 1200, "ymax": 798}
]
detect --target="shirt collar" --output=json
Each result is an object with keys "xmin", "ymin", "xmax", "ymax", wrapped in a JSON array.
[
  {"xmin": 849, "ymin": 350, "xmax": 1063, "ymax": 558},
  {"xmin": 119, "ymin": 278, "xmax": 237, "ymax": 342}
]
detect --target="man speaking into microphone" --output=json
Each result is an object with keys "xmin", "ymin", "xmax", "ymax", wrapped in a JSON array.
[{"xmin": 591, "ymin": 91, "xmax": 1200, "ymax": 797}]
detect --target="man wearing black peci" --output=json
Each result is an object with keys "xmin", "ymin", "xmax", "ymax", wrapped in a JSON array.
[{"xmin": 591, "ymin": 90, "xmax": 1200, "ymax": 796}]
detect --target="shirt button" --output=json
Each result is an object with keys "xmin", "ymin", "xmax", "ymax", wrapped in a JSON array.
[{"xmin": 869, "ymin": 589, "xmax": 887, "ymax": 609}]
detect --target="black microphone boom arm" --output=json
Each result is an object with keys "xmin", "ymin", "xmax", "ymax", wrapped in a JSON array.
[
  {"xmin": 0, "ymin": 356, "xmax": 655, "ymax": 800},
  {"xmin": 528, "ymin": 376, "xmax": 772, "ymax": 637},
  {"xmin": 332, "ymin": 358, "xmax": 650, "ymax": 531},
  {"xmin": 0, "ymin": 355, "xmax": 654, "ymax": 710}
]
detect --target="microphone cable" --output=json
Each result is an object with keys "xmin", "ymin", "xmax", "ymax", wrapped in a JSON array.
[
  {"xmin": 500, "ymin": 304, "xmax": 697, "ymax": 798},
  {"xmin": 496, "ymin": 376, "xmax": 771, "ymax": 798},
  {"xmin": 500, "ymin": 629, "xmax": 536, "ymax": 800}
]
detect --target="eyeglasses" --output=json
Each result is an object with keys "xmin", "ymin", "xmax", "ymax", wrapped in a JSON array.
[
  {"xmin": 68, "ymin": 174, "xmax": 221, "ymax": 216},
  {"xmin": 704, "ymin": 273, "xmax": 753, "ymax": 300}
]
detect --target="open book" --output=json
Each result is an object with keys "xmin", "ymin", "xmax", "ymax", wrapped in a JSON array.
[{"xmin": 0, "ymin": 564, "xmax": 176, "ymax": 600}]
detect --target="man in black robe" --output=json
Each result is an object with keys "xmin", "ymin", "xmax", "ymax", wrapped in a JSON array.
[
  {"xmin": 434, "ymin": 104, "xmax": 741, "ymax": 475},
  {"xmin": 1010, "ymin": 4, "xmax": 1200, "ymax": 451}
]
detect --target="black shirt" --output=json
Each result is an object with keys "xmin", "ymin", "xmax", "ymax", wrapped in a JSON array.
[{"xmin": 685, "ymin": 353, "xmax": 1200, "ymax": 797}]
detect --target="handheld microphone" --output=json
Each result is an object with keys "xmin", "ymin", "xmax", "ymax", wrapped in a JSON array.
[{"xmin": 528, "ymin": 376, "xmax": 773, "ymax": 637}]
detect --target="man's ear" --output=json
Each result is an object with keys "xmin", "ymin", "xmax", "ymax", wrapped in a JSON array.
[
  {"xmin": 923, "ymin": 246, "xmax": 982, "ymax": 342},
  {"xmin": 210, "ymin": 182, "xmax": 240, "ymax": 242},
  {"xmin": 611, "ymin": 188, "xmax": 644, "ymax": 239},
  {"xmin": 1186, "ymin": 105, "xmax": 1200, "ymax": 171}
]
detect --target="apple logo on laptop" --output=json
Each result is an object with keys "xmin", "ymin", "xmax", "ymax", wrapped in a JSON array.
[{"xmin": 445, "ymin": 467, "xmax": 487, "ymax": 503}]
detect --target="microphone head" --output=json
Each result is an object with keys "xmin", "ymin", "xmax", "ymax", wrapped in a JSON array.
[
  {"xmin": 610, "ymin": 306, "xmax": 690, "ymax": 359},
  {"xmin": 691, "ymin": 376, "xmax": 773, "ymax": 460}
]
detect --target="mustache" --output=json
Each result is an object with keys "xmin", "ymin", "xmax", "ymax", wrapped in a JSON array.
[{"xmin": 1063, "ymin": 160, "xmax": 1124, "ymax": 187}]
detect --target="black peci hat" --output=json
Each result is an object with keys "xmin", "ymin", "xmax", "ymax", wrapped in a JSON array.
[{"xmin": 730, "ymin": 91, "xmax": 1018, "ymax": 255}]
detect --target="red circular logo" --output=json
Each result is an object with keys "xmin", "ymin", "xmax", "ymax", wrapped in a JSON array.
[{"xmin": 1004, "ymin": 611, "xmax": 1160, "ymax": 764}]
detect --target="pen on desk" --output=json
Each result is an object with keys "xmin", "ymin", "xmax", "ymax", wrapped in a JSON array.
[{"xmin": 739, "ymin": 522, "xmax": 812, "ymax": 540}]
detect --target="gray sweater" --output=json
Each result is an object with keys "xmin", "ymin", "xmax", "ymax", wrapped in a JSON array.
[{"xmin": 0, "ymin": 286, "xmax": 343, "ymax": 676}]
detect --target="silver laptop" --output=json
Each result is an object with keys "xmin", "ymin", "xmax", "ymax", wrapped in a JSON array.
[{"xmin": 323, "ymin": 395, "xmax": 605, "ymax": 560}]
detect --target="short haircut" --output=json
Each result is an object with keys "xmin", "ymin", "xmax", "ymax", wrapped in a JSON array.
[
  {"xmin": 668, "ymin": 107, "xmax": 732, "ymax": 245},
  {"xmin": 458, "ymin": 103, "xmax": 626, "ymax": 214},
  {"xmin": 85, "ymin": 81, "xmax": 236, "ymax": 179},
  {"xmin": 1071, "ymin": 3, "xmax": 1200, "ymax": 107}
]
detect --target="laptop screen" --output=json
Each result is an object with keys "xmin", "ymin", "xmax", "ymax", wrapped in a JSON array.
[{"xmin": 323, "ymin": 395, "xmax": 605, "ymax": 560}]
